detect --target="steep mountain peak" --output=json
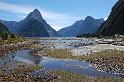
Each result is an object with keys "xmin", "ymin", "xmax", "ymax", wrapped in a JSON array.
[
  {"xmin": 33, "ymin": 9, "xmax": 40, "ymax": 13},
  {"xmin": 33, "ymin": 9, "xmax": 42, "ymax": 16},
  {"xmin": 85, "ymin": 16, "xmax": 94, "ymax": 21},
  {"xmin": 6, "ymin": 8, "xmax": 59, "ymax": 37},
  {"xmin": 26, "ymin": 9, "xmax": 43, "ymax": 20}
]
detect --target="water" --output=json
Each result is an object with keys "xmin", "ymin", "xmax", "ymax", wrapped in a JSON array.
[
  {"xmin": 9, "ymin": 50, "xmax": 122, "ymax": 78},
  {"xmin": 34, "ymin": 38, "xmax": 95, "ymax": 49},
  {"xmin": 3, "ymin": 38, "xmax": 123, "ymax": 78}
]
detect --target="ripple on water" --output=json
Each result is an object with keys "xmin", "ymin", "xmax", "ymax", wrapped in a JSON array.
[{"xmin": 6, "ymin": 50, "xmax": 123, "ymax": 78}]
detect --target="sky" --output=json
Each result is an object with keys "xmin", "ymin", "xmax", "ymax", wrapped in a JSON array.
[{"xmin": 0, "ymin": 0, "xmax": 117, "ymax": 31}]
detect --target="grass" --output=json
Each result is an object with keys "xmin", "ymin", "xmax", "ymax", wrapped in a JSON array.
[
  {"xmin": 83, "ymin": 51, "xmax": 124, "ymax": 74},
  {"xmin": 43, "ymin": 48, "xmax": 93, "ymax": 60},
  {"xmin": 0, "ymin": 48, "xmax": 124, "ymax": 82},
  {"xmin": 50, "ymin": 70, "xmax": 124, "ymax": 82},
  {"xmin": 0, "ymin": 37, "xmax": 25, "ymax": 45},
  {"xmin": 13, "ymin": 65, "xmax": 42, "ymax": 74},
  {"xmin": 44, "ymin": 49, "xmax": 76, "ymax": 59},
  {"xmin": 84, "ymin": 50, "xmax": 124, "ymax": 60},
  {"xmin": 0, "ymin": 64, "xmax": 43, "ymax": 82},
  {"xmin": 44, "ymin": 49, "xmax": 124, "ymax": 61},
  {"xmin": 43, "ymin": 49, "xmax": 124, "ymax": 74}
]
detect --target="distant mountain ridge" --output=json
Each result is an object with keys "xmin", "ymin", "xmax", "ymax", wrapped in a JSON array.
[
  {"xmin": 79, "ymin": 16, "xmax": 104, "ymax": 34},
  {"xmin": 58, "ymin": 19, "xmax": 84, "ymax": 37},
  {"xmin": 0, "ymin": 9, "xmax": 59, "ymax": 37},
  {"xmin": 0, "ymin": 9, "xmax": 104, "ymax": 37},
  {"xmin": 58, "ymin": 16, "xmax": 104, "ymax": 37}
]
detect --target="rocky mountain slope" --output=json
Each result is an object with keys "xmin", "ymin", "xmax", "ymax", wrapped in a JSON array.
[
  {"xmin": 0, "ymin": 22, "xmax": 9, "ymax": 33},
  {"xmin": 98, "ymin": 0, "xmax": 124, "ymax": 36},
  {"xmin": 58, "ymin": 16, "xmax": 104, "ymax": 37},
  {"xmin": 0, "ymin": 9, "xmax": 59, "ymax": 37}
]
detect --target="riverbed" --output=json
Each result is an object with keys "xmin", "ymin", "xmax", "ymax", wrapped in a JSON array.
[{"xmin": 1, "ymin": 37, "xmax": 124, "ymax": 78}]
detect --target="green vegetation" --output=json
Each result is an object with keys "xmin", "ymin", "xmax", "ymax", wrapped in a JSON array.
[
  {"xmin": 44, "ymin": 49, "xmax": 124, "ymax": 74},
  {"xmin": 83, "ymin": 51, "xmax": 124, "ymax": 74},
  {"xmin": 50, "ymin": 70, "xmax": 124, "ymax": 82},
  {"xmin": 43, "ymin": 49, "xmax": 89, "ymax": 60},
  {"xmin": 0, "ymin": 60, "xmax": 43, "ymax": 82},
  {"xmin": 44, "ymin": 49, "xmax": 124, "ymax": 61},
  {"xmin": 83, "ymin": 50, "xmax": 124, "ymax": 60},
  {"xmin": 0, "ymin": 32, "xmax": 25, "ymax": 45},
  {"xmin": 76, "ymin": 33, "xmax": 119, "ymax": 39},
  {"xmin": 0, "ymin": 22, "xmax": 25, "ymax": 45},
  {"xmin": 0, "ymin": 65, "xmax": 43, "ymax": 82},
  {"xmin": 0, "ymin": 22, "xmax": 9, "ymax": 33},
  {"xmin": 44, "ymin": 49, "xmax": 124, "ymax": 66},
  {"xmin": 13, "ymin": 65, "xmax": 42, "ymax": 74},
  {"xmin": 44, "ymin": 49, "xmax": 76, "ymax": 59}
]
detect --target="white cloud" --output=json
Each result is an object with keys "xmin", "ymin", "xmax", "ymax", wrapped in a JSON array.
[
  {"xmin": 0, "ymin": 2, "xmax": 34, "ymax": 14},
  {"xmin": 51, "ymin": 25, "xmax": 63, "ymax": 31},
  {"xmin": 0, "ymin": 2, "xmax": 82, "ymax": 30}
]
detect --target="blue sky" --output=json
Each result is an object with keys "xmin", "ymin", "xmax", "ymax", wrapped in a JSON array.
[{"xmin": 0, "ymin": 0, "xmax": 117, "ymax": 31}]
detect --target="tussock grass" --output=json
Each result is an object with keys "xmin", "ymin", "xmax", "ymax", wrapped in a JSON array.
[
  {"xmin": 50, "ymin": 70, "xmax": 124, "ymax": 82},
  {"xmin": 44, "ymin": 49, "xmax": 124, "ymax": 61},
  {"xmin": 13, "ymin": 65, "xmax": 42, "ymax": 74},
  {"xmin": 44, "ymin": 49, "xmax": 76, "ymax": 59}
]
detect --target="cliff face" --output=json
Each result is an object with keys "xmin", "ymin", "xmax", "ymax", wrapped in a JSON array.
[
  {"xmin": 18, "ymin": 18, "xmax": 50, "ymax": 37},
  {"xmin": 79, "ymin": 16, "xmax": 104, "ymax": 35},
  {"xmin": 0, "ymin": 9, "xmax": 59, "ymax": 37},
  {"xmin": 16, "ymin": 9, "xmax": 59, "ymax": 37},
  {"xmin": 99, "ymin": 0, "xmax": 124, "ymax": 36},
  {"xmin": 0, "ymin": 22, "xmax": 9, "ymax": 33}
]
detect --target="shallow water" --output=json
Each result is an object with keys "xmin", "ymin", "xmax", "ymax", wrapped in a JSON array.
[
  {"xmin": 3, "ymin": 38, "xmax": 123, "ymax": 78},
  {"xmin": 35, "ymin": 38, "xmax": 95, "ymax": 49},
  {"xmin": 9, "ymin": 50, "xmax": 123, "ymax": 78}
]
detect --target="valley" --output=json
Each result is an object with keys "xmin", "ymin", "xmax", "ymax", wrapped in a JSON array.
[
  {"xmin": 0, "ymin": 37, "xmax": 124, "ymax": 82},
  {"xmin": 0, "ymin": 0, "xmax": 124, "ymax": 82}
]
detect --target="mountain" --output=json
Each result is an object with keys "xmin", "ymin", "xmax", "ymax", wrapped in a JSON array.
[
  {"xmin": 0, "ymin": 22, "xmax": 9, "ymax": 33},
  {"xmin": 79, "ymin": 16, "xmax": 104, "ymax": 35},
  {"xmin": 0, "ymin": 9, "xmax": 59, "ymax": 37},
  {"xmin": 58, "ymin": 20, "xmax": 84, "ymax": 37},
  {"xmin": 14, "ymin": 9, "xmax": 49, "ymax": 37},
  {"xmin": 0, "ymin": 20, "xmax": 17, "ymax": 32},
  {"xmin": 0, "ymin": 22, "xmax": 11, "ymax": 40},
  {"xmin": 58, "ymin": 16, "xmax": 104, "ymax": 37},
  {"xmin": 98, "ymin": 0, "xmax": 124, "ymax": 36},
  {"xmin": 16, "ymin": 9, "xmax": 59, "ymax": 37},
  {"xmin": 18, "ymin": 18, "xmax": 50, "ymax": 37}
]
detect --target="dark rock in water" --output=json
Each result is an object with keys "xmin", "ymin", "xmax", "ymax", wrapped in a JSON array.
[{"xmin": 98, "ymin": 0, "xmax": 124, "ymax": 36}]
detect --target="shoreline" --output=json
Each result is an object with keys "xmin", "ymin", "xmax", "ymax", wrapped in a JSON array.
[
  {"xmin": 31, "ymin": 48, "xmax": 124, "ymax": 76},
  {"xmin": 0, "ymin": 37, "xmax": 124, "ymax": 81},
  {"xmin": 0, "ymin": 40, "xmax": 38, "ymax": 56}
]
